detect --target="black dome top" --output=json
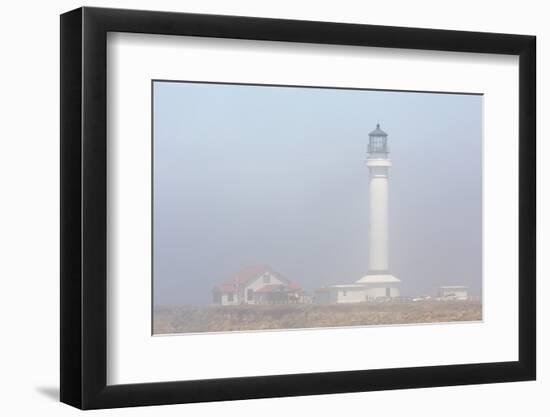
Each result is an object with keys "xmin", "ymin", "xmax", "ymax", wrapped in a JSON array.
[{"xmin": 369, "ymin": 123, "xmax": 387, "ymax": 137}]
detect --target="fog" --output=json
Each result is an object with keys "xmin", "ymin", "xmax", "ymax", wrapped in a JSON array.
[{"xmin": 153, "ymin": 81, "xmax": 482, "ymax": 306}]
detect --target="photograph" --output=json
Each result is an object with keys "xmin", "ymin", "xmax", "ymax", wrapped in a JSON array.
[
  {"xmin": 152, "ymin": 81, "xmax": 483, "ymax": 335},
  {"xmin": 52, "ymin": 3, "xmax": 537, "ymax": 412}
]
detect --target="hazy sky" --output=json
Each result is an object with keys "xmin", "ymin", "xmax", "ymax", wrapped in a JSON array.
[{"xmin": 153, "ymin": 81, "xmax": 482, "ymax": 306}]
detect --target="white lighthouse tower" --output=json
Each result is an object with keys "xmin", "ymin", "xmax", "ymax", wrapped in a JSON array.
[
  {"xmin": 318, "ymin": 124, "xmax": 401, "ymax": 304},
  {"xmin": 356, "ymin": 124, "xmax": 400, "ymax": 298}
]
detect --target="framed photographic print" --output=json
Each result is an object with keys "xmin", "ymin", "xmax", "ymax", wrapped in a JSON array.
[{"xmin": 60, "ymin": 6, "xmax": 536, "ymax": 409}]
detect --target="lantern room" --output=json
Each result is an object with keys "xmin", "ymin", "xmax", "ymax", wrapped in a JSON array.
[{"xmin": 367, "ymin": 123, "xmax": 389, "ymax": 156}]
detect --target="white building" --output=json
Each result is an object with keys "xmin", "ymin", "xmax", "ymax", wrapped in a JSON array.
[
  {"xmin": 212, "ymin": 265, "xmax": 304, "ymax": 305},
  {"xmin": 355, "ymin": 274, "xmax": 401, "ymax": 299},
  {"xmin": 320, "ymin": 124, "xmax": 401, "ymax": 303},
  {"xmin": 318, "ymin": 276, "xmax": 401, "ymax": 304},
  {"xmin": 438, "ymin": 286, "xmax": 469, "ymax": 300}
]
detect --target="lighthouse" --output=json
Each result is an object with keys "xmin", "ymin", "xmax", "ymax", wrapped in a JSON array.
[
  {"xmin": 356, "ymin": 124, "xmax": 400, "ymax": 298},
  {"xmin": 318, "ymin": 123, "xmax": 401, "ymax": 304}
]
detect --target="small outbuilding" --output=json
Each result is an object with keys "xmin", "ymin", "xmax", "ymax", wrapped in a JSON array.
[{"xmin": 438, "ymin": 285, "xmax": 469, "ymax": 300}]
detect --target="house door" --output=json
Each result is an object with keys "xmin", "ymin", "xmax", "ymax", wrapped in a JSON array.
[{"xmin": 385, "ymin": 287, "xmax": 391, "ymax": 297}]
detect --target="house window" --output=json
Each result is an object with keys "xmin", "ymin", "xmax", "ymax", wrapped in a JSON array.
[
  {"xmin": 247, "ymin": 289, "xmax": 253, "ymax": 301},
  {"xmin": 342, "ymin": 290, "xmax": 347, "ymax": 296},
  {"xmin": 263, "ymin": 274, "xmax": 271, "ymax": 284},
  {"xmin": 227, "ymin": 293, "xmax": 234, "ymax": 302}
]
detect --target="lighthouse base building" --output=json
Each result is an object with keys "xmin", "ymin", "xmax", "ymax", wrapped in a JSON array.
[
  {"xmin": 355, "ymin": 274, "xmax": 401, "ymax": 299},
  {"xmin": 316, "ymin": 275, "xmax": 400, "ymax": 304}
]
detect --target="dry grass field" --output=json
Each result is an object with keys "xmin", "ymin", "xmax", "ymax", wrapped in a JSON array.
[{"xmin": 153, "ymin": 300, "xmax": 482, "ymax": 334}]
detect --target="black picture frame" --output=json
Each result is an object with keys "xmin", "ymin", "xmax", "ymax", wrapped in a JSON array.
[{"xmin": 60, "ymin": 6, "xmax": 536, "ymax": 410}]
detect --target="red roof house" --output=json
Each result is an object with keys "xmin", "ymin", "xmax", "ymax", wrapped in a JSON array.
[{"xmin": 212, "ymin": 265, "xmax": 303, "ymax": 305}]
